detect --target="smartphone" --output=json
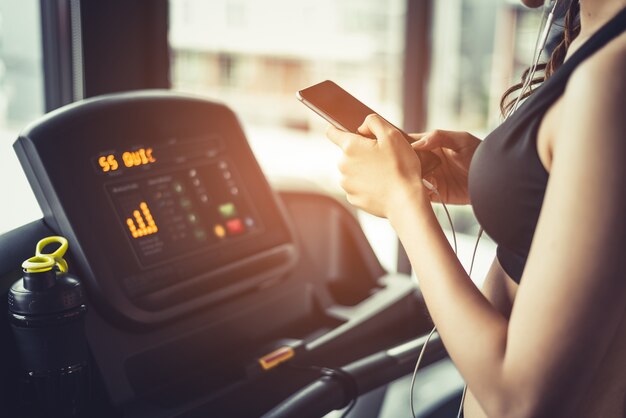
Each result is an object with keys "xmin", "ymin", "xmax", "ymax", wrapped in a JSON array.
[{"xmin": 297, "ymin": 80, "xmax": 440, "ymax": 174}]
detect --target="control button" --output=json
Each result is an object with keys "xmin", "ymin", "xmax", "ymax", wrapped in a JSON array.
[
  {"xmin": 173, "ymin": 182, "xmax": 184, "ymax": 193},
  {"xmin": 230, "ymin": 186, "xmax": 239, "ymax": 196},
  {"xmin": 172, "ymin": 232, "xmax": 188, "ymax": 241},
  {"xmin": 244, "ymin": 217, "xmax": 255, "ymax": 228},
  {"xmin": 192, "ymin": 178, "xmax": 201, "ymax": 187},
  {"xmin": 179, "ymin": 198, "xmax": 192, "ymax": 209},
  {"xmin": 226, "ymin": 218, "xmax": 245, "ymax": 235},
  {"xmin": 189, "ymin": 169, "xmax": 197, "ymax": 177},
  {"xmin": 214, "ymin": 224, "xmax": 226, "ymax": 239},
  {"xmin": 199, "ymin": 194, "xmax": 209, "ymax": 203},
  {"xmin": 218, "ymin": 202, "xmax": 237, "ymax": 219},
  {"xmin": 187, "ymin": 213, "xmax": 198, "ymax": 224},
  {"xmin": 223, "ymin": 171, "xmax": 232, "ymax": 180},
  {"xmin": 219, "ymin": 161, "xmax": 228, "ymax": 170},
  {"xmin": 194, "ymin": 229, "xmax": 207, "ymax": 241}
]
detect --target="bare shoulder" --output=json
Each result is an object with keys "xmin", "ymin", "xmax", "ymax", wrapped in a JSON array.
[
  {"xmin": 557, "ymin": 32, "xmax": 626, "ymax": 153},
  {"xmin": 548, "ymin": 30, "xmax": 626, "ymax": 212},
  {"xmin": 566, "ymin": 31, "xmax": 626, "ymax": 104}
]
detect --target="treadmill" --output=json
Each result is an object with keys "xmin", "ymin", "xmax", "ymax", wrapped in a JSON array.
[{"xmin": 6, "ymin": 90, "xmax": 462, "ymax": 417}]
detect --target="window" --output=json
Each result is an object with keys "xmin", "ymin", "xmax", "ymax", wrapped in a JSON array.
[
  {"xmin": 0, "ymin": 0, "xmax": 44, "ymax": 234},
  {"xmin": 169, "ymin": 0, "xmax": 408, "ymax": 272},
  {"xmin": 428, "ymin": 0, "xmax": 543, "ymax": 133},
  {"xmin": 169, "ymin": 0, "xmax": 546, "ymax": 278}
]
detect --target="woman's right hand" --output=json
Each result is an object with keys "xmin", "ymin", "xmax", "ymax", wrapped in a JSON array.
[{"xmin": 411, "ymin": 130, "xmax": 481, "ymax": 205}]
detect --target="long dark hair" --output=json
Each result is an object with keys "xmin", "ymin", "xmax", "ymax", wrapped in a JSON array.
[{"xmin": 500, "ymin": 1, "xmax": 581, "ymax": 116}]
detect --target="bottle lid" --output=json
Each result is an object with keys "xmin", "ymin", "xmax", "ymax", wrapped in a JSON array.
[
  {"xmin": 22, "ymin": 255, "xmax": 56, "ymax": 273},
  {"xmin": 8, "ymin": 236, "xmax": 84, "ymax": 316},
  {"xmin": 35, "ymin": 236, "xmax": 69, "ymax": 273}
]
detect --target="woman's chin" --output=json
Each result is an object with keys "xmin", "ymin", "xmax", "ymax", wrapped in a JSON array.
[{"xmin": 521, "ymin": 0, "xmax": 545, "ymax": 8}]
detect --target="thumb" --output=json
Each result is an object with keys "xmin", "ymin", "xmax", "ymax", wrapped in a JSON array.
[{"xmin": 359, "ymin": 114, "xmax": 404, "ymax": 144}]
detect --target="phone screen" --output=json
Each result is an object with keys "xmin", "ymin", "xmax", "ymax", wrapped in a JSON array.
[{"xmin": 297, "ymin": 80, "xmax": 376, "ymax": 133}]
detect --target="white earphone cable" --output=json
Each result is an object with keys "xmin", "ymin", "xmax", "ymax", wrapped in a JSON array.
[
  {"xmin": 408, "ymin": 186, "xmax": 483, "ymax": 418},
  {"xmin": 409, "ymin": 184, "xmax": 468, "ymax": 418},
  {"xmin": 507, "ymin": 0, "xmax": 560, "ymax": 118}
]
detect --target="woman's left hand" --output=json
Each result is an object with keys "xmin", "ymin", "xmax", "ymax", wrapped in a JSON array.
[{"xmin": 326, "ymin": 114, "xmax": 427, "ymax": 218}]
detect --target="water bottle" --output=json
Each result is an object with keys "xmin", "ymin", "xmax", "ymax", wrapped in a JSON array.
[{"xmin": 8, "ymin": 236, "xmax": 90, "ymax": 417}]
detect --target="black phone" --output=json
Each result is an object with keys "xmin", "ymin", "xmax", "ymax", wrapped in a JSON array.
[{"xmin": 297, "ymin": 80, "xmax": 440, "ymax": 174}]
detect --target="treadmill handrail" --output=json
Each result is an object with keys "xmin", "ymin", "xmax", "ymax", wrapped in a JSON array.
[{"xmin": 262, "ymin": 333, "xmax": 446, "ymax": 418}]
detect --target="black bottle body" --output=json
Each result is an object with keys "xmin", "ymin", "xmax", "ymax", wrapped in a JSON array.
[{"xmin": 8, "ymin": 269, "xmax": 90, "ymax": 417}]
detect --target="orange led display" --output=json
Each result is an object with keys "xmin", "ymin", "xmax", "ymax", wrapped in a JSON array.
[
  {"xmin": 98, "ymin": 154, "xmax": 119, "ymax": 172},
  {"xmin": 98, "ymin": 148, "xmax": 156, "ymax": 173},
  {"xmin": 126, "ymin": 201, "xmax": 158, "ymax": 238},
  {"xmin": 122, "ymin": 148, "xmax": 156, "ymax": 168}
]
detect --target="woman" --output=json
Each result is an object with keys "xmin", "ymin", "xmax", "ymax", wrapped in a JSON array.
[{"xmin": 326, "ymin": 0, "xmax": 626, "ymax": 416}]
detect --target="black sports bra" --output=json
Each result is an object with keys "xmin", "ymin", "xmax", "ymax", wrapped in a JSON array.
[{"xmin": 468, "ymin": 7, "xmax": 626, "ymax": 283}]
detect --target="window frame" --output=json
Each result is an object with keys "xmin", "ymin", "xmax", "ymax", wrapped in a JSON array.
[
  {"xmin": 397, "ymin": 0, "xmax": 433, "ymax": 274},
  {"xmin": 40, "ymin": 0, "xmax": 83, "ymax": 111}
]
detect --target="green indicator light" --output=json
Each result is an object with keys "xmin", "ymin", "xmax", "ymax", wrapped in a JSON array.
[{"xmin": 219, "ymin": 202, "xmax": 237, "ymax": 219}]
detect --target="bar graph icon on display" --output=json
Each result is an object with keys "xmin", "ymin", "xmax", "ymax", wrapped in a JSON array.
[{"xmin": 126, "ymin": 202, "xmax": 158, "ymax": 238}]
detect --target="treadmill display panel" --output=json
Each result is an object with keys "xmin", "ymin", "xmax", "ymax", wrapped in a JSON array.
[
  {"xmin": 102, "ymin": 140, "xmax": 261, "ymax": 267},
  {"xmin": 14, "ymin": 94, "xmax": 295, "ymax": 324}
]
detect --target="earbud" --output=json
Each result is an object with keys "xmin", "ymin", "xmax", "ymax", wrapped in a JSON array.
[
  {"xmin": 508, "ymin": 0, "xmax": 571, "ymax": 117},
  {"xmin": 539, "ymin": 1, "xmax": 558, "ymax": 54},
  {"xmin": 422, "ymin": 179, "xmax": 436, "ymax": 192},
  {"xmin": 545, "ymin": 0, "xmax": 573, "ymax": 17},
  {"xmin": 544, "ymin": 0, "xmax": 558, "ymax": 12}
]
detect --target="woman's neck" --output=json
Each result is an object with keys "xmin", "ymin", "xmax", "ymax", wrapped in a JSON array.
[{"xmin": 578, "ymin": 0, "xmax": 626, "ymax": 37}]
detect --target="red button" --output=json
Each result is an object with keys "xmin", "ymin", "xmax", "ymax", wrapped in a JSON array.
[{"xmin": 226, "ymin": 218, "xmax": 245, "ymax": 235}]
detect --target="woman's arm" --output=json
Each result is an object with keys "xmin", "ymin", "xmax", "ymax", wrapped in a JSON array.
[
  {"xmin": 387, "ymin": 175, "xmax": 513, "ymax": 415},
  {"xmin": 387, "ymin": 51, "xmax": 626, "ymax": 417},
  {"xmin": 463, "ymin": 258, "xmax": 517, "ymax": 418}
]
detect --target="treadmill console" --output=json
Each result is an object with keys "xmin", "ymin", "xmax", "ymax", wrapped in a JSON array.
[{"xmin": 14, "ymin": 92, "xmax": 297, "ymax": 325}]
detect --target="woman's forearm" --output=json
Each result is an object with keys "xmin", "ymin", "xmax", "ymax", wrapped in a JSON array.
[{"xmin": 387, "ymin": 185, "xmax": 512, "ymax": 414}]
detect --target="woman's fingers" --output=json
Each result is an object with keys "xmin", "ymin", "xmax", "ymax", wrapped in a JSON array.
[
  {"xmin": 326, "ymin": 126, "xmax": 363, "ymax": 151},
  {"xmin": 408, "ymin": 132, "xmax": 429, "ymax": 142},
  {"xmin": 357, "ymin": 120, "xmax": 374, "ymax": 138},
  {"xmin": 358, "ymin": 114, "xmax": 403, "ymax": 142},
  {"xmin": 326, "ymin": 126, "xmax": 345, "ymax": 148},
  {"xmin": 412, "ymin": 130, "xmax": 475, "ymax": 151}
]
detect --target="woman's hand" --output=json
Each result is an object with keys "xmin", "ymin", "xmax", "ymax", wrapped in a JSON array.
[
  {"xmin": 411, "ymin": 130, "xmax": 481, "ymax": 205},
  {"xmin": 326, "ymin": 114, "xmax": 429, "ymax": 218}
]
